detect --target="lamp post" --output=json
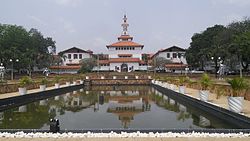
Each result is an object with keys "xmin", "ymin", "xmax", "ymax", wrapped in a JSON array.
[
  {"xmin": 211, "ymin": 56, "xmax": 221, "ymax": 79},
  {"xmin": 9, "ymin": 59, "xmax": 19, "ymax": 80},
  {"xmin": 0, "ymin": 63, "xmax": 5, "ymax": 81},
  {"xmin": 97, "ymin": 54, "xmax": 99, "ymax": 74},
  {"xmin": 239, "ymin": 55, "xmax": 243, "ymax": 78}
]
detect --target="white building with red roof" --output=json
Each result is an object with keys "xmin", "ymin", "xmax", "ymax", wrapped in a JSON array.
[
  {"xmin": 152, "ymin": 46, "xmax": 188, "ymax": 72},
  {"xmin": 97, "ymin": 15, "xmax": 147, "ymax": 72},
  {"xmin": 49, "ymin": 47, "xmax": 93, "ymax": 73}
]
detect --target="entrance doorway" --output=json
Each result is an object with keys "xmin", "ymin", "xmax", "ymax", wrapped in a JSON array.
[{"xmin": 121, "ymin": 63, "xmax": 128, "ymax": 72}]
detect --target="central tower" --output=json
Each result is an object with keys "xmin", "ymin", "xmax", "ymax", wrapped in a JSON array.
[
  {"xmin": 121, "ymin": 15, "xmax": 129, "ymax": 35},
  {"xmin": 103, "ymin": 15, "xmax": 145, "ymax": 72}
]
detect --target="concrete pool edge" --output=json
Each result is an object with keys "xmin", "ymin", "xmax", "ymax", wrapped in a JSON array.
[
  {"xmin": 152, "ymin": 84, "xmax": 250, "ymax": 128},
  {"xmin": 0, "ymin": 84, "xmax": 84, "ymax": 112}
]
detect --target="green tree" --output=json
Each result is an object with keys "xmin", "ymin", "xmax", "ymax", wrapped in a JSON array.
[
  {"xmin": 79, "ymin": 58, "xmax": 97, "ymax": 73},
  {"xmin": 153, "ymin": 57, "xmax": 172, "ymax": 71},
  {"xmin": 0, "ymin": 24, "xmax": 56, "ymax": 77},
  {"xmin": 228, "ymin": 18, "xmax": 250, "ymax": 71},
  {"xmin": 230, "ymin": 31, "xmax": 250, "ymax": 71},
  {"xmin": 186, "ymin": 25, "xmax": 228, "ymax": 72}
]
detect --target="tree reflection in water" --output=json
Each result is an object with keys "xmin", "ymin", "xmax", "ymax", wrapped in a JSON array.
[{"xmin": 0, "ymin": 86, "xmax": 236, "ymax": 129}]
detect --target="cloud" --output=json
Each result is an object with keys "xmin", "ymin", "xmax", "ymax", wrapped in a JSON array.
[
  {"xmin": 93, "ymin": 37, "xmax": 107, "ymax": 47},
  {"xmin": 54, "ymin": 0, "xmax": 80, "ymax": 7},
  {"xmin": 27, "ymin": 15, "xmax": 48, "ymax": 26},
  {"xmin": 212, "ymin": 0, "xmax": 250, "ymax": 7},
  {"xmin": 224, "ymin": 14, "xmax": 242, "ymax": 23},
  {"xmin": 59, "ymin": 18, "xmax": 76, "ymax": 33}
]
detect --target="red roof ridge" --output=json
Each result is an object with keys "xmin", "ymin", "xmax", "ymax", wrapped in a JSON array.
[{"xmin": 107, "ymin": 41, "xmax": 144, "ymax": 48}]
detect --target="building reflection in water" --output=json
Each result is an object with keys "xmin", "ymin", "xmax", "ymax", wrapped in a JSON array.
[
  {"xmin": 0, "ymin": 86, "xmax": 234, "ymax": 129},
  {"xmin": 63, "ymin": 92, "xmax": 96, "ymax": 112},
  {"xmin": 18, "ymin": 105, "xmax": 27, "ymax": 113},
  {"xmin": 106, "ymin": 89, "xmax": 151, "ymax": 128},
  {"xmin": 39, "ymin": 99, "xmax": 47, "ymax": 106}
]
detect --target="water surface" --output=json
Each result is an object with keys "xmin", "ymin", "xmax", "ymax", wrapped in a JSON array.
[{"xmin": 0, "ymin": 86, "xmax": 237, "ymax": 129}]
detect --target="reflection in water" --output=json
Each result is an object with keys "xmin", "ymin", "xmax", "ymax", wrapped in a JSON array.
[
  {"xmin": 0, "ymin": 86, "xmax": 238, "ymax": 129},
  {"xmin": 18, "ymin": 105, "xmax": 27, "ymax": 113},
  {"xmin": 54, "ymin": 96, "xmax": 60, "ymax": 101},
  {"xmin": 199, "ymin": 116, "xmax": 211, "ymax": 127},
  {"xmin": 107, "ymin": 92, "xmax": 150, "ymax": 128},
  {"xmin": 39, "ymin": 100, "xmax": 47, "ymax": 106}
]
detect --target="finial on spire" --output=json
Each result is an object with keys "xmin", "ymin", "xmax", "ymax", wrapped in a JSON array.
[{"xmin": 121, "ymin": 14, "xmax": 129, "ymax": 35}]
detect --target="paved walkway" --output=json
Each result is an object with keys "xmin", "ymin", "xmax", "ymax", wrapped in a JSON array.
[
  {"xmin": 184, "ymin": 87, "xmax": 250, "ymax": 118},
  {"xmin": 0, "ymin": 84, "xmax": 68, "ymax": 100}
]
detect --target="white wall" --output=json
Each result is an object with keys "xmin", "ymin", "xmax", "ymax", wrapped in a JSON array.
[
  {"xmin": 93, "ymin": 66, "xmax": 110, "ymax": 71},
  {"xmin": 157, "ymin": 51, "xmax": 187, "ymax": 64},
  {"xmin": 110, "ymin": 62, "xmax": 139, "ymax": 72},
  {"xmin": 63, "ymin": 52, "xmax": 91, "ymax": 65},
  {"xmin": 50, "ymin": 69, "xmax": 78, "ymax": 74},
  {"xmin": 108, "ymin": 47, "xmax": 142, "ymax": 59}
]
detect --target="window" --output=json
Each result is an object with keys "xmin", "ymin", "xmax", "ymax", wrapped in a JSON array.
[
  {"xmin": 74, "ymin": 54, "xmax": 78, "ymax": 59},
  {"xmin": 178, "ymin": 53, "xmax": 182, "ymax": 58},
  {"xmin": 116, "ymin": 48, "xmax": 118, "ymax": 50},
  {"xmin": 68, "ymin": 54, "xmax": 71, "ymax": 59},
  {"xmin": 173, "ymin": 53, "xmax": 177, "ymax": 58},
  {"xmin": 167, "ymin": 53, "xmax": 170, "ymax": 58},
  {"xmin": 79, "ymin": 54, "xmax": 82, "ymax": 59}
]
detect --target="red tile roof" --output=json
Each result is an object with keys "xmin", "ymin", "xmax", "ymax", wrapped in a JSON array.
[
  {"xmin": 139, "ymin": 60, "xmax": 147, "ymax": 65},
  {"xmin": 165, "ymin": 63, "xmax": 188, "ymax": 68},
  {"xmin": 66, "ymin": 63, "xmax": 80, "ymax": 66},
  {"xmin": 109, "ymin": 58, "xmax": 141, "ymax": 63},
  {"xmin": 98, "ymin": 60, "xmax": 110, "ymax": 64},
  {"xmin": 118, "ymin": 54, "xmax": 132, "ymax": 57},
  {"xmin": 49, "ymin": 65, "xmax": 81, "ymax": 70},
  {"xmin": 118, "ymin": 35, "xmax": 133, "ymax": 40},
  {"xmin": 107, "ymin": 41, "xmax": 143, "ymax": 48}
]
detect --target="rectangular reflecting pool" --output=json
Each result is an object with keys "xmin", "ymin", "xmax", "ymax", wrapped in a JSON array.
[{"xmin": 0, "ymin": 86, "xmax": 239, "ymax": 129}]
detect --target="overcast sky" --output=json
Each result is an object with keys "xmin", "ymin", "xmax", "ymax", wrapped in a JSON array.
[{"xmin": 1, "ymin": 0, "xmax": 250, "ymax": 54}]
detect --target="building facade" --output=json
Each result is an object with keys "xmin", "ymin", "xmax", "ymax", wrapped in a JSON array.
[
  {"xmin": 152, "ymin": 46, "xmax": 188, "ymax": 72},
  {"xmin": 95, "ymin": 15, "xmax": 147, "ymax": 72},
  {"xmin": 49, "ymin": 47, "xmax": 93, "ymax": 74}
]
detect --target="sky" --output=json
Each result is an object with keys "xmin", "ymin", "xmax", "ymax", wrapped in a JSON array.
[{"xmin": 0, "ymin": 0, "xmax": 250, "ymax": 54}]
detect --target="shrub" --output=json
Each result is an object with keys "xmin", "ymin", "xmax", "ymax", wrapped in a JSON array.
[
  {"xmin": 227, "ymin": 77, "xmax": 249, "ymax": 97},
  {"xmin": 54, "ymin": 76, "xmax": 61, "ymax": 83},
  {"xmin": 40, "ymin": 78, "xmax": 48, "ymax": 85},
  {"xmin": 200, "ymin": 73, "xmax": 212, "ymax": 90},
  {"xmin": 18, "ymin": 76, "xmax": 32, "ymax": 88},
  {"xmin": 178, "ymin": 77, "xmax": 190, "ymax": 86}
]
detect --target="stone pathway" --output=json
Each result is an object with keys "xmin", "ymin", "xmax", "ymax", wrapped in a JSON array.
[
  {"xmin": 0, "ymin": 84, "xmax": 68, "ymax": 99},
  {"xmin": 185, "ymin": 87, "xmax": 250, "ymax": 118}
]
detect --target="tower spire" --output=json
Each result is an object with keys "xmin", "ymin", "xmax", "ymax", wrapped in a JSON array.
[{"xmin": 121, "ymin": 14, "xmax": 129, "ymax": 35}]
